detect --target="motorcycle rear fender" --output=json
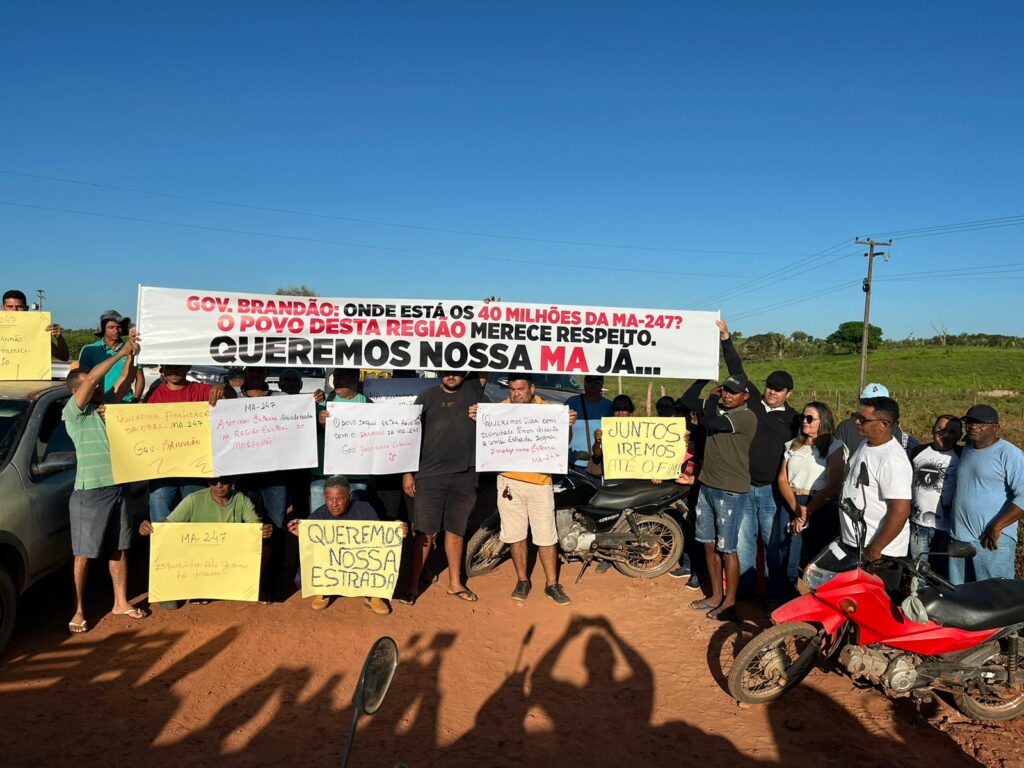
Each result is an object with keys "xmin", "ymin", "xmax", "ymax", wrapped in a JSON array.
[{"xmin": 771, "ymin": 594, "xmax": 847, "ymax": 637}]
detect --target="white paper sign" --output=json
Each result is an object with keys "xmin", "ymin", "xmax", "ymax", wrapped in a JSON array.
[
  {"xmin": 362, "ymin": 377, "xmax": 436, "ymax": 404},
  {"xmin": 211, "ymin": 394, "xmax": 317, "ymax": 475},
  {"xmin": 324, "ymin": 403, "xmax": 423, "ymax": 475},
  {"xmin": 475, "ymin": 403, "xmax": 569, "ymax": 474}
]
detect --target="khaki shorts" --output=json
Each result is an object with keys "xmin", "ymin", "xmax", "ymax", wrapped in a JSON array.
[{"xmin": 497, "ymin": 475, "xmax": 557, "ymax": 547}]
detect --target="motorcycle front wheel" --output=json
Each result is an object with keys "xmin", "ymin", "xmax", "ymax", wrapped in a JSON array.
[
  {"xmin": 611, "ymin": 514, "xmax": 684, "ymax": 579},
  {"xmin": 954, "ymin": 645, "xmax": 1024, "ymax": 721},
  {"xmin": 728, "ymin": 621, "xmax": 818, "ymax": 704}
]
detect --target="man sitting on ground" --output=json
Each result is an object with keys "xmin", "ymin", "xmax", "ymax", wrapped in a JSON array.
[{"xmin": 287, "ymin": 475, "xmax": 408, "ymax": 614}]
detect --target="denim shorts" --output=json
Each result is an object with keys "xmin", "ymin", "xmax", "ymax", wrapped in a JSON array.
[{"xmin": 694, "ymin": 485, "xmax": 748, "ymax": 554}]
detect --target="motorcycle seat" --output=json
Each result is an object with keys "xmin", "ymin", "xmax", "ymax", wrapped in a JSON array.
[
  {"xmin": 585, "ymin": 480, "xmax": 683, "ymax": 512},
  {"xmin": 919, "ymin": 578, "xmax": 1024, "ymax": 631}
]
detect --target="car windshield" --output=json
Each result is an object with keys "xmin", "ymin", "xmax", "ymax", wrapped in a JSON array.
[{"xmin": 0, "ymin": 401, "xmax": 31, "ymax": 472}]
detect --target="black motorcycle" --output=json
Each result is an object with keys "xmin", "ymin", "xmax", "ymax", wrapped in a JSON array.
[{"xmin": 465, "ymin": 468, "xmax": 686, "ymax": 581}]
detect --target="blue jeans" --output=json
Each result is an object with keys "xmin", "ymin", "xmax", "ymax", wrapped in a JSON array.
[
  {"xmin": 694, "ymin": 485, "xmax": 748, "ymax": 554},
  {"xmin": 737, "ymin": 484, "xmax": 792, "ymax": 601},
  {"xmin": 309, "ymin": 477, "xmax": 369, "ymax": 514},
  {"xmin": 949, "ymin": 535, "xmax": 1016, "ymax": 584},
  {"xmin": 148, "ymin": 479, "xmax": 205, "ymax": 522}
]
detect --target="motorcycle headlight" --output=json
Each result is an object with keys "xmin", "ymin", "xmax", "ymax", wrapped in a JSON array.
[{"xmin": 801, "ymin": 563, "xmax": 839, "ymax": 592}]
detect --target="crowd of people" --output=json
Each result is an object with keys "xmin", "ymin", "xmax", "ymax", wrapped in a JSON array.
[{"xmin": 5, "ymin": 294, "xmax": 1023, "ymax": 634}]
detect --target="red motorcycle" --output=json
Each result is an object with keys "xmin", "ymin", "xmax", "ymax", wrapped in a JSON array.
[{"xmin": 728, "ymin": 502, "xmax": 1024, "ymax": 721}]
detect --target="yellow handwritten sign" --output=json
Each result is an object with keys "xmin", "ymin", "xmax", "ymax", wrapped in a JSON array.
[
  {"xmin": 298, "ymin": 520, "xmax": 403, "ymax": 599},
  {"xmin": 0, "ymin": 311, "xmax": 51, "ymax": 381},
  {"xmin": 106, "ymin": 402, "xmax": 214, "ymax": 484},
  {"xmin": 149, "ymin": 523, "xmax": 262, "ymax": 602},
  {"xmin": 601, "ymin": 417, "xmax": 689, "ymax": 479}
]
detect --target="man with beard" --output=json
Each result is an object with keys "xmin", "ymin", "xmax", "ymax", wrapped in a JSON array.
[{"xmin": 400, "ymin": 371, "xmax": 490, "ymax": 604}]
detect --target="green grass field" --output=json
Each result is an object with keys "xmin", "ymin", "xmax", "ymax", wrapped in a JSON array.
[{"xmin": 612, "ymin": 346, "xmax": 1024, "ymax": 445}]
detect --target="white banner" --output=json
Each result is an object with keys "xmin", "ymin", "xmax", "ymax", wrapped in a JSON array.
[
  {"xmin": 136, "ymin": 285, "xmax": 720, "ymax": 379},
  {"xmin": 475, "ymin": 403, "xmax": 569, "ymax": 474},
  {"xmin": 324, "ymin": 402, "xmax": 422, "ymax": 475},
  {"xmin": 211, "ymin": 394, "xmax": 317, "ymax": 475}
]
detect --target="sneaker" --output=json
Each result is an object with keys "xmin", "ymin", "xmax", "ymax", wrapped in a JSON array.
[
  {"xmin": 511, "ymin": 579, "xmax": 532, "ymax": 602},
  {"xmin": 544, "ymin": 583, "xmax": 571, "ymax": 606},
  {"xmin": 668, "ymin": 564, "xmax": 692, "ymax": 579},
  {"xmin": 685, "ymin": 574, "xmax": 701, "ymax": 591},
  {"xmin": 311, "ymin": 595, "xmax": 331, "ymax": 611},
  {"xmin": 365, "ymin": 597, "xmax": 392, "ymax": 615}
]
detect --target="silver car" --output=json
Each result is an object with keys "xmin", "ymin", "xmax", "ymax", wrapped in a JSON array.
[
  {"xmin": 0, "ymin": 381, "xmax": 78, "ymax": 653},
  {"xmin": 0, "ymin": 382, "xmax": 147, "ymax": 654}
]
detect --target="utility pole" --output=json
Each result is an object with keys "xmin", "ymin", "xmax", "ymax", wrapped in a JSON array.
[
  {"xmin": 855, "ymin": 238, "xmax": 892, "ymax": 392},
  {"xmin": 36, "ymin": 289, "xmax": 45, "ymax": 310}
]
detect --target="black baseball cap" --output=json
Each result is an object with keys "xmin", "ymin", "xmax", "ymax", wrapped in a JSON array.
[
  {"xmin": 722, "ymin": 374, "xmax": 749, "ymax": 394},
  {"xmin": 964, "ymin": 404, "xmax": 999, "ymax": 424},
  {"xmin": 765, "ymin": 370, "xmax": 794, "ymax": 391}
]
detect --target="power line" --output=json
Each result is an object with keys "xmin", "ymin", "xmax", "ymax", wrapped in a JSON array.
[
  {"xmin": 0, "ymin": 168, "xmax": 808, "ymax": 257},
  {"xmin": 0, "ymin": 199, "xmax": 742, "ymax": 279}
]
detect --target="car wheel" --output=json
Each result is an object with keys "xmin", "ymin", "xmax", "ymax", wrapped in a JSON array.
[{"xmin": 0, "ymin": 564, "xmax": 16, "ymax": 656}]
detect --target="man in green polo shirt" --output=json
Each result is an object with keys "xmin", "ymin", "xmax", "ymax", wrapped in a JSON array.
[
  {"xmin": 78, "ymin": 309, "xmax": 144, "ymax": 403},
  {"xmin": 63, "ymin": 329, "xmax": 146, "ymax": 634}
]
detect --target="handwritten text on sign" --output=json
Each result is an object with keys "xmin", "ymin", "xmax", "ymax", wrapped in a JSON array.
[
  {"xmin": 136, "ymin": 285, "xmax": 720, "ymax": 379},
  {"xmin": 475, "ymin": 403, "xmax": 569, "ymax": 474},
  {"xmin": 324, "ymin": 402, "xmax": 422, "ymax": 475},
  {"xmin": 298, "ymin": 520, "xmax": 403, "ymax": 599},
  {"xmin": 601, "ymin": 418, "xmax": 689, "ymax": 479},
  {"xmin": 0, "ymin": 311, "xmax": 51, "ymax": 381},
  {"xmin": 148, "ymin": 523, "xmax": 262, "ymax": 602},
  {"xmin": 106, "ymin": 402, "xmax": 214, "ymax": 484},
  {"xmin": 212, "ymin": 394, "xmax": 317, "ymax": 475}
]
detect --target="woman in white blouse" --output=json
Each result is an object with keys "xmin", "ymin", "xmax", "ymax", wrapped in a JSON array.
[{"xmin": 778, "ymin": 401, "xmax": 847, "ymax": 570}]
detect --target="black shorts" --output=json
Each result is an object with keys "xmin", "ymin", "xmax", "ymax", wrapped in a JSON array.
[{"xmin": 413, "ymin": 470, "xmax": 478, "ymax": 537}]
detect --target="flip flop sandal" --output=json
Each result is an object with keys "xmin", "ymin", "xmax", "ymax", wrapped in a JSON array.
[
  {"xmin": 446, "ymin": 589, "xmax": 478, "ymax": 603},
  {"xmin": 396, "ymin": 593, "xmax": 418, "ymax": 606},
  {"xmin": 689, "ymin": 599, "xmax": 717, "ymax": 611},
  {"xmin": 115, "ymin": 607, "xmax": 149, "ymax": 620},
  {"xmin": 707, "ymin": 607, "xmax": 739, "ymax": 623},
  {"xmin": 68, "ymin": 620, "xmax": 88, "ymax": 634}
]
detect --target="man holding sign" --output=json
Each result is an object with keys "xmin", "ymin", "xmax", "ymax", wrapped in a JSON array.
[
  {"xmin": 2, "ymin": 288, "xmax": 70, "ymax": 361},
  {"xmin": 471, "ymin": 373, "xmax": 577, "ymax": 605},
  {"xmin": 63, "ymin": 330, "xmax": 147, "ymax": 633},
  {"xmin": 288, "ymin": 476, "xmax": 408, "ymax": 614}
]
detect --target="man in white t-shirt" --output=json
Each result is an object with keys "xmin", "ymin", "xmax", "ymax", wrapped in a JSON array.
[{"xmin": 839, "ymin": 397, "xmax": 913, "ymax": 562}]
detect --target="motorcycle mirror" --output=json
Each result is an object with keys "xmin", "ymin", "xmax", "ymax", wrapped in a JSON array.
[
  {"xmin": 943, "ymin": 540, "xmax": 978, "ymax": 559},
  {"xmin": 354, "ymin": 636, "xmax": 399, "ymax": 716}
]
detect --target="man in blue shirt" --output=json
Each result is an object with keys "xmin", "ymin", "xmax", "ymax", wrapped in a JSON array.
[
  {"xmin": 565, "ymin": 375, "xmax": 613, "ymax": 474},
  {"xmin": 949, "ymin": 404, "xmax": 1024, "ymax": 583},
  {"xmin": 288, "ymin": 475, "xmax": 408, "ymax": 614},
  {"xmin": 78, "ymin": 310, "xmax": 143, "ymax": 402}
]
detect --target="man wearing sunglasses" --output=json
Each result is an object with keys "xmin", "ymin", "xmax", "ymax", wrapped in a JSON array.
[
  {"xmin": 949, "ymin": 405, "xmax": 1024, "ymax": 584},
  {"xmin": 716, "ymin": 319, "xmax": 800, "ymax": 608},
  {"xmin": 838, "ymin": 397, "xmax": 913, "ymax": 564}
]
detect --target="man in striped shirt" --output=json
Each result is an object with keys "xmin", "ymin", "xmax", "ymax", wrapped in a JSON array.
[{"xmin": 63, "ymin": 329, "xmax": 148, "ymax": 633}]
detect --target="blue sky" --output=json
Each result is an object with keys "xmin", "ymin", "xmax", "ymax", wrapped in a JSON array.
[{"xmin": 2, "ymin": 2, "xmax": 1021, "ymax": 340}]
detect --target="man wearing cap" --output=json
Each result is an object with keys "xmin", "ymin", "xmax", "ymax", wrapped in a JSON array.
[
  {"xmin": 836, "ymin": 383, "xmax": 919, "ymax": 457},
  {"xmin": 78, "ymin": 310, "xmax": 144, "ymax": 402},
  {"xmin": 684, "ymin": 374, "xmax": 757, "ymax": 622},
  {"xmin": 2, "ymin": 288, "xmax": 70, "ymax": 361},
  {"xmin": 949, "ymin": 405, "xmax": 1024, "ymax": 583},
  {"xmin": 717, "ymin": 320, "xmax": 800, "ymax": 606}
]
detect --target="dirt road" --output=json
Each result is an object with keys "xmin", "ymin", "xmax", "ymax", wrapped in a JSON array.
[{"xmin": 1, "ymin": 560, "xmax": 1018, "ymax": 767}]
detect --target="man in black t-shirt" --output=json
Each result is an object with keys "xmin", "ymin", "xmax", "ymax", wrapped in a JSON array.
[{"xmin": 400, "ymin": 371, "xmax": 490, "ymax": 604}]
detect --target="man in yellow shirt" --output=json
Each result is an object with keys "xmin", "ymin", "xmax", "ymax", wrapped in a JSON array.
[{"xmin": 474, "ymin": 373, "xmax": 577, "ymax": 605}]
